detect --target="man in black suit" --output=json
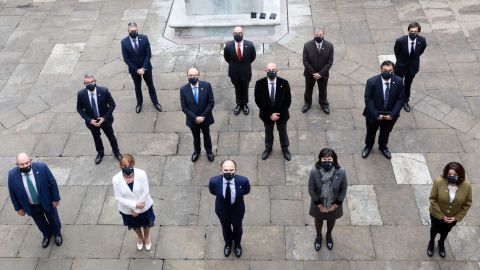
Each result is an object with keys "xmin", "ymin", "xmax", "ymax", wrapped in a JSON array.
[
  {"xmin": 254, "ymin": 63, "xmax": 292, "ymax": 161},
  {"xmin": 209, "ymin": 159, "xmax": 250, "ymax": 257},
  {"xmin": 180, "ymin": 67, "xmax": 215, "ymax": 162},
  {"xmin": 362, "ymin": 61, "xmax": 404, "ymax": 159},
  {"xmin": 76, "ymin": 73, "xmax": 121, "ymax": 164},
  {"xmin": 224, "ymin": 26, "xmax": 256, "ymax": 115},
  {"xmin": 394, "ymin": 22, "xmax": 427, "ymax": 112},
  {"xmin": 121, "ymin": 21, "xmax": 162, "ymax": 113},
  {"xmin": 302, "ymin": 27, "xmax": 334, "ymax": 114}
]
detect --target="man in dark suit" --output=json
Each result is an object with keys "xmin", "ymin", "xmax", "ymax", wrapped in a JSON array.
[
  {"xmin": 209, "ymin": 159, "xmax": 250, "ymax": 258},
  {"xmin": 121, "ymin": 21, "xmax": 162, "ymax": 113},
  {"xmin": 302, "ymin": 27, "xmax": 334, "ymax": 114},
  {"xmin": 394, "ymin": 22, "xmax": 427, "ymax": 112},
  {"xmin": 362, "ymin": 60, "xmax": 404, "ymax": 159},
  {"xmin": 254, "ymin": 63, "xmax": 292, "ymax": 161},
  {"xmin": 76, "ymin": 73, "xmax": 121, "ymax": 164},
  {"xmin": 224, "ymin": 26, "xmax": 256, "ymax": 115},
  {"xmin": 8, "ymin": 153, "xmax": 62, "ymax": 248},
  {"xmin": 180, "ymin": 67, "xmax": 215, "ymax": 162}
]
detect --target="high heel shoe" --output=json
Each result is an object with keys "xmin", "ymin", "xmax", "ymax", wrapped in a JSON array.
[
  {"xmin": 145, "ymin": 238, "xmax": 152, "ymax": 251},
  {"xmin": 137, "ymin": 240, "xmax": 144, "ymax": 251}
]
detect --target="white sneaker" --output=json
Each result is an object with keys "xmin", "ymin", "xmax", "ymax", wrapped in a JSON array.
[{"xmin": 145, "ymin": 238, "xmax": 152, "ymax": 251}]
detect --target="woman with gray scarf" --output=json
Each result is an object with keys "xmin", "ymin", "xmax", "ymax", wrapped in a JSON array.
[{"xmin": 308, "ymin": 148, "xmax": 348, "ymax": 251}]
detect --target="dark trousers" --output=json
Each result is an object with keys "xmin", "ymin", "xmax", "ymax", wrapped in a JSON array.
[
  {"xmin": 30, "ymin": 204, "xmax": 61, "ymax": 238},
  {"xmin": 430, "ymin": 214, "xmax": 457, "ymax": 243},
  {"xmin": 264, "ymin": 121, "xmax": 289, "ymax": 150},
  {"xmin": 394, "ymin": 69, "xmax": 415, "ymax": 103},
  {"xmin": 87, "ymin": 122, "xmax": 120, "ymax": 154},
  {"xmin": 190, "ymin": 124, "xmax": 212, "ymax": 154},
  {"xmin": 131, "ymin": 70, "xmax": 159, "ymax": 105},
  {"xmin": 304, "ymin": 76, "xmax": 329, "ymax": 106},
  {"xmin": 220, "ymin": 216, "xmax": 243, "ymax": 246},
  {"xmin": 230, "ymin": 78, "xmax": 250, "ymax": 106},
  {"xmin": 365, "ymin": 118, "xmax": 397, "ymax": 150}
]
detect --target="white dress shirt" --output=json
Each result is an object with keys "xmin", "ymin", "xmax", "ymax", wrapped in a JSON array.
[
  {"xmin": 222, "ymin": 177, "xmax": 236, "ymax": 204},
  {"xmin": 22, "ymin": 171, "xmax": 38, "ymax": 204},
  {"xmin": 88, "ymin": 89, "xmax": 99, "ymax": 115},
  {"xmin": 315, "ymin": 40, "xmax": 323, "ymax": 50},
  {"xmin": 112, "ymin": 168, "xmax": 154, "ymax": 214},
  {"xmin": 447, "ymin": 184, "xmax": 458, "ymax": 203}
]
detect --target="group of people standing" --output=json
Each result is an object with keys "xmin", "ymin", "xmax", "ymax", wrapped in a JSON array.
[{"xmin": 5, "ymin": 21, "xmax": 473, "ymax": 260}]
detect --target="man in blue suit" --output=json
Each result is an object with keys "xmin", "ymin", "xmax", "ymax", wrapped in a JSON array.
[
  {"xmin": 121, "ymin": 21, "xmax": 162, "ymax": 113},
  {"xmin": 76, "ymin": 73, "xmax": 121, "ymax": 165},
  {"xmin": 362, "ymin": 60, "xmax": 404, "ymax": 160},
  {"xmin": 180, "ymin": 67, "xmax": 215, "ymax": 162},
  {"xmin": 209, "ymin": 159, "xmax": 251, "ymax": 258},
  {"xmin": 8, "ymin": 153, "xmax": 62, "ymax": 248}
]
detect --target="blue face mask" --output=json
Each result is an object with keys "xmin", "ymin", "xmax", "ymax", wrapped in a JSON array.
[
  {"xmin": 188, "ymin": 77, "xmax": 198, "ymax": 85},
  {"xmin": 122, "ymin": 166, "xmax": 134, "ymax": 176},
  {"xmin": 446, "ymin": 175, "xmax": 459, "ymax": 184}
]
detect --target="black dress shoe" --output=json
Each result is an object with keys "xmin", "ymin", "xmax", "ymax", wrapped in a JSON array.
[
  {"xmin": 282, "ymin": 149, "xmax": 291, "ymax": 161},
  {"xmin": 207, "ymin": 153, "xmax": 214, "ymax": 162},
  {"xmin": 321, "ymin": 105, "xmax": 330, "ymax": 115},
  {"xmin": 136, "ymin": 105, "xmax": 142, "ymax": 113},
  {"xmin": 404, "ymin": 103, "xmax": 411, "ymax": 112},
  {"xmin": 54, "ymin": 234, "xmax": 63, "ymax": 246},
  {"xmin": 302, "ymin": 105, "xmax": 310, "ymax": 113},
  {"xmin": 380, "ymin": 148, "xmax": 392, "ymax": 159},
  {"xmin": 314, "ymin": 236, "xmax": 321, "ymax": 251},
  {"xmin": 261, "ymin": 149, "xmax": 272, "ymax": 160},
  {"xmin": 95, "ymin": 154, "xmax": 104, "ymax": 165},
  {"xmin": 191, "ymin": 152, "xmax": 199, "ymax": 162},
  {"xmin": 154, "ymin": 103, "xmax": 162, "ymax": 112},
  {"xmin": 42, "ymin": 236, "xmax": 50, "ymax": 248},
  {"xmin": 243, "ymin": 104, "xmax": 249, "ymax": 115},
  {"xmin": 114, "ymin": 152, "xmax": 122, "ymax": 161},
  {"xmin": 224, "ymin": 245, "xmax": 232, "ymax": 257},
  {"xmin": 326, "ymin": 237, "xmax": 333, "ymax": 250},
  {"xmin": 233, "ymin": 104, "xmax": 241, "ymax": 115},
  {"xmin": 427, "ymin": 240, "xmax": 434, "ymax": 257},
  {"xmin": 234, "ymin": 243, "xmax": 242, "ymax": 258},
  {"xmin": 361, "ymin": 146, "xmax": 371, "ymax": 159},
  {"xmin": 438, "ymin": 241, "xmax": 446, "ymax": 258}
]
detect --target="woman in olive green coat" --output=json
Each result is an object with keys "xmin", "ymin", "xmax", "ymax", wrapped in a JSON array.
[{"xmin": 428, "ymin": 162, "xmax": 472, "ymax": 258}]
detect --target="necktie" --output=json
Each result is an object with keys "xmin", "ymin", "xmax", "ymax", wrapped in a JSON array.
[
  {"xmin": 90, "ymin": 93, "xmax": 99, "ymax": 118},
  {"xmin": 270, "ymin": 83, "xmax": 275, "ymax": 103},
  {"xmin": 410, "ymin": 41, "xmax": 415, "ymax": 55},
  {"xmin": 317, "ymin": 43, "xmax": 321, "ymax": 52},
  {"xmin": 237, "ymin": 43, "xmax": 243, "ymax": 62},
  {"xmin": 133, "ymin": 39, "xmax": 139, "ymax": 54},
  {"xmin": 384, "ymin": 82, "xmax": 390, "ymax": 109},
  {"xmin": 25, "ymin": 173, "xmax": 40, "ymax": 205},
  {"xmin": 225, "ymin": 181, "xmax": 232, "ymax": 206},
  {"xmin": 193, "ymin": 87, "xmax": 198, "ymax": 104}
]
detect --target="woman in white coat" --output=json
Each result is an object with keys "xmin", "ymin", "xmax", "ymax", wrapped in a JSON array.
[{"xmin": 112, "ymin": 154, "xmax": 155, "ymax": 251}]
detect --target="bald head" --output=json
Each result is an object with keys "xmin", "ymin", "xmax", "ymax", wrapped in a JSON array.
[
  {"xmin": 233, "ymin": 26, "xmax": 244, "ymax": 34},
  {"xmin": 187, "ymin": 67, "xmax": 199, "ymax": 77},
  {"xmin": 221, "ymin": 159, "xmax": 237, "ymax": 173},
  {"xmin": 265, "ymin": 63, "xmax": 277, "ymax": 72},
  {"xmin": 16, "ymin": 153, "xmax": 32, "ymax": 169}
]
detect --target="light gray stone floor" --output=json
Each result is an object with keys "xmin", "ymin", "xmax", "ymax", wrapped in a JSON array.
[{"xmin": 0, "ymin": 0, "xmax": 480, "ymax": 269}]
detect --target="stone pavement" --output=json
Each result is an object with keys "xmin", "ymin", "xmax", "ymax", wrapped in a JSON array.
[{"xmin": 0, "ymin": 0, "xmax": 480, "ymax": 269}]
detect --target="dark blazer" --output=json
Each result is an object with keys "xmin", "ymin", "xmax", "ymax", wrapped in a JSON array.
[
  {"xmin": 308, "ymin": 167, "xmax": 348, "ymax": 220},
  {"xmin": 76, "ymin": 86, "xmax": 116, "ymax": 126},
  {"xmin": 303, "ymin": 39, "xmax": 334, "ymax": 78},
  {"xmin": 180, "ymin": 80, "xmax": 215, "ymax": 128},
  {"xmin": 223, "ymin": 40, "xmax": 256, "ymax": 80},
  {"xmin": 209, "ymin": 175, "xmax": 251, "ymax": 223},
  {"xmin": 121, "ymin": 34, "xmax": 153, "ymax": 74},
  {"xmin": 8, "ymin": 162, "xmax": 60, "ymax": 216},
  {"xmin": 254, "ymin": 76, "xmax": 292, "ymax": 124},
  {"xmin": 394, "ymin": 35, "xmax": 427, "ymax": 75},
  {"xmin": 362, "ymin": 74, "xmax": 404, "ymax": 121}
]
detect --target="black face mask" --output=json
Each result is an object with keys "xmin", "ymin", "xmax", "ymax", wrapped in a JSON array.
[
  {"xmin": 381, "ymin": 72, "xmax": 392, "ymax": 80},
  {"xmin": 86, "ymin": 83, "xmax": 96, "ymax": 91},
  {"xmin": 320, "ymin": 161, "xmax": 334, "ymax": 171},
  {"xmin": 234, "ymin": 35, "xmax": 243, "ymax": 42},
  {"xmin": 129, "ymin": 31, "xmax": 138, "ymax": 39},
  {"xmin": 408, "ymin": 33, "xmax": 417, "ymax": 40},
  {"xmin": 19, "ymin": 166, "xmax": 32, "ymax": 174},
  {"xmin": 223, "ymin": 172, "xmax": 235, "ymax": 181},
  {"xmin": 188, "ymin": 77, "xmax": 198, "ymax": 85},
  {"xmin": 267, "ymin": 71, "xmax": 276, "ymax": 79},
  {"xmin": 446, "ymin": 175, "xmax": 459, "ymax": 184},
  {"xmin": 314, "ymin": 37, "xmax": 323, "ymax": 43},
  {"xmin": 122, "ymin": 166, "xmax": 134, "ymax": 176}
]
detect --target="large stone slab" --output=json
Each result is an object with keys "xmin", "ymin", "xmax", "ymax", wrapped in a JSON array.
[
  {"xmin": 150, "ymin": 186, "xmax": 201, "ymax": 225},
  {"xmin": 448, "ymin": 226, "xmax": 480, "ymax": 261},
  {"xmin": 391, "ymin": 153, "xmax": 432, "ymax": 184},
  {"xmin": 285, "ymin": 155, "xmax": 314, "ymax": 186},
  {"xmin": 162, "ymin": 260, "xmax": 248, "ymax": 270},
  {"xmin": 70, "ymin": 259, "xmax": 130, "ymax": 270},
  {"xmin": 36, "ymin": 258, "xmax": 73, "ymax": 270},
  {"xmin": 0, "ymin": 225, "xmax": 28, "ymax": 257},
  {"xmin": 76, "ymin": 185, "xmax": 108, "ymax": 225},
  {"xmin": 56, "ymin": 186, "xmax": 87, "ymax": 224},
  {"xmin": 117, "ymin": 133, "xmax": 179, "ymax": 156},
  {"xmin": 128, "ymin": 259, "xmax": 164, "ymax": 270},
  {"xmin": 375, "ymin": 184, "xmax": 422, "ymax": 225},
  {"xmin": 155, "ymin": 226, "xmax": 205, "ymax": 259},
  {"xmin": 0, "ymin": 258, "xmax": 37, "ymax": 270},
  {"xmin": 119, "ymin": 226, "xmax": 159, "ymax": 259},
  {"xmin": 347, "ymin": 185, "xmax": 383, "ymax": 225},
  {"xmin": 18, "ymin": 225, "xmax": 52, "ymax": 258},
  {"xmin": 40, "ymin": 43, "xmax": 85, "ymax": 75},
  {"xmin": 402, "ymin": 129, "xmax": 463, "ymax": 153},
  {"xmin": 162, "ymin": 156, "xmax": 194, "ymax": 186},
  {"xmin": 271, "ymin": 199, "xmax": 305, "ymax": 225},
  {"xmin": 354, "ymin": 154, "xmax": 396, "ymax": 184},
  {"xmin": 349, "ymin": 261, "xmax": 440, "ymax": 270},
  {"xmin": 67, "ymin": 156, "xmax": 119, "ymax": 185}
]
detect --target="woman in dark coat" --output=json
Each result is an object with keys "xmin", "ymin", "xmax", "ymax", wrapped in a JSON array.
[{"xmin": 308, "ymin": 148, "xmax": 348, "ymax": 251}]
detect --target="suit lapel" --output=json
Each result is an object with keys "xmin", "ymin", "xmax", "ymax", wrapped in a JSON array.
[
  {"xmin": 15, "ymin": 171, "xmax": 29, "ymax": 202},
  {"xmin": 32, "ymin": 164, "xmax": 42, "ymax": 196}
]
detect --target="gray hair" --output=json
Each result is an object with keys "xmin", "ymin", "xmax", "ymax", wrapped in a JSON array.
[
  {"xmin": 313, "ymin": 27, "xmax": 324, "ymax": 34},
  {"xmin": 84, "ymin": 72, "xmax": 95, "ymax": 79},
  {"xmin": 128, "ymin": 21, "xmax": 138, "ymax": 27}
]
